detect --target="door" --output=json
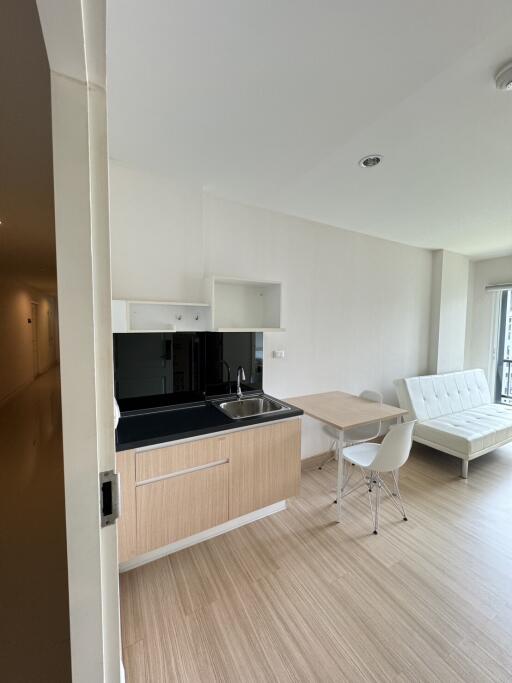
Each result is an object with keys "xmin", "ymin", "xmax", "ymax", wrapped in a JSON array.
[
  {"xmin": 30, "ymin": 302, "xmax": 39, "ymax": 378},
  {"xmin": 36, "ymin": 2, "xmax": 121, "ymax": 682},
  {"xmin": 495, "ymin": 289, "xmax": 512, "ymax": 404},
  {"xmin": 47, "ymin": 305, "xmax": 55, "ymax": 364}
]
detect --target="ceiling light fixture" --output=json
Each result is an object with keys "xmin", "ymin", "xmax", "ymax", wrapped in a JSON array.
[
  {"xmin": 359, "ymin": 154, "xmax": 382, "ymax": 168},
  {"xmin": 495, "ymin": 61, "xmax": 512, "ymax": 91}
]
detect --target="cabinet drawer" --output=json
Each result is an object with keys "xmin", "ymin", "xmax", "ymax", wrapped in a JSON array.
[
  {"xmin": 136, "ymin": 462, "xmax": 229, "ymax": 554},
  {"xmin": 135, "ymin": 435, "xmax": 229, "ymax": 483}
]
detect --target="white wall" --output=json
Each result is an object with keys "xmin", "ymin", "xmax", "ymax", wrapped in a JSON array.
[
  {"xmin": 110, "ymin": 161, "xmax": 433, "ymax": 457},
  {"xmin": 110, "ymin": 162, "xmax": 204, "ymax": 302},
  {"xmin": 465, "ymin": 254, "xmax": 512, "ymax": 390},
  {"xmin": 429, "ymin": 250, "xmax": 469, "ymax": 374},
  {"xmin": 0, "ymin": 274, "xmax": 58, "ymax": 403}
]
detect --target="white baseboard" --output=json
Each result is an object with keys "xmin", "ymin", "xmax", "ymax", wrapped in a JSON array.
[{"xmin": 119, "ymin": 500, "xmax": 287, "ymax": 573}]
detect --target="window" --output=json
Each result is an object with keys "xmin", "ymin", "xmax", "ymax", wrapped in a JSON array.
[{"xmin": 495, "ymin": 289, "xmax": 512, "ymax": 404}]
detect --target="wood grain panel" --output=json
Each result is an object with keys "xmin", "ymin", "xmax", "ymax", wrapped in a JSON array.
[
  {"xmin": 286, "ymin": 390, "xmax": 407, "ymax": 430},
  {"xmin": 228, "ymin": 419, "xmax": 301, "ymax": 518},
  {"xmin": 135, "ymin": 436, "xmax": 228, "ymax": 482},
  {"xmin": 136, "ymin": 463, "xmax": 229, "ymax": 554},
  {"xmin": 117, "ymin": 450, "xmax": 137, "ymax": 563}
]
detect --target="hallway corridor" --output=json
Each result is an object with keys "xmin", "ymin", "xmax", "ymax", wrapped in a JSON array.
[{"xmin": 0, "ymin": 368, "xmax": 71, "ymax": 682}]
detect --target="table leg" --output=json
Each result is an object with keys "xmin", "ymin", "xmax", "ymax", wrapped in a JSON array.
[
  {"xmin": 393, "ymin": 415, "xmax": 402, "ymax": 495},
  {"xmin": 336, "ymin": 429, "xmax": 344, "ymax": 523}
]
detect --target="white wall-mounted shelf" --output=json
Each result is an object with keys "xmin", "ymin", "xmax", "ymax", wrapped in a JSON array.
[
  {"xmin": 112, "ymin": 279, "xmax": 284, "ymax": 334},
  {"xmin": 112, "ymin": 299, "xmax": 211, "ymax": 333},
  {"xmin": 207, "ymin": 276, "xmax": 283, "ymax": 332},
  {"xmin": 215, "ymin": 328, "xmax": 286, "ymax": 333}
]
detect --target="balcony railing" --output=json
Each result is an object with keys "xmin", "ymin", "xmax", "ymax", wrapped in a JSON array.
[{"xmin": 499, "ymin": 358, "xmax": 512, "ymax": 403}]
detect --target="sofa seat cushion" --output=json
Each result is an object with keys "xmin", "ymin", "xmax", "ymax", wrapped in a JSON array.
[{"xmin": 415, "ymin": 404, "xmax": 512, "ymax": 457}]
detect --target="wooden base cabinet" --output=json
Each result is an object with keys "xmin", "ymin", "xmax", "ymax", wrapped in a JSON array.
[
  {"xmin": 116, "ymin": 418, "xmax": 301, "ymax": 564},
  {"xmin": 117, "ymin": 449, "xmax": 137, "ymax": 564},
  {"xmin": 228, "ymin": 420, "xmax": 301, "ymax": 519}
]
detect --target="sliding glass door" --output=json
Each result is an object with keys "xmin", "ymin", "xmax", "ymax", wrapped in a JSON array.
[{"xmin": 495, "ymin": 289, "xmax": 512, "ymax": 404}]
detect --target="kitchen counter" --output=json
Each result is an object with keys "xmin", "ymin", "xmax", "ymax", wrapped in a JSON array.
[{"xmin": 115, "ymin": 394, "xmax": 303, "ymax": 451}]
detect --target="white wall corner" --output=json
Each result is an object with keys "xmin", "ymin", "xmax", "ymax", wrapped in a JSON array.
[
  {"xmin": 464, "ymin": 261, "xmax": 476, "ymax": 369},
  {"xmin": 429, "ymin": 249, "xmax": 470, "ymax": 375},
  {"xmin": 428, "ymin": 250, "xmax": 443, "ymax": 374}
]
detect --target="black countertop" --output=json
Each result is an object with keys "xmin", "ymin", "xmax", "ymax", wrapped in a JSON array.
[{"xmin": 115, "ymin": 394, "xmax": 303, "ymax": 452}]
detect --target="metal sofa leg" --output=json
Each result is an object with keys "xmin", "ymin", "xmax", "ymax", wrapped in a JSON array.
[{"xmin": 461, "ymin": 460, "xmax": 468, "ymax": 479}]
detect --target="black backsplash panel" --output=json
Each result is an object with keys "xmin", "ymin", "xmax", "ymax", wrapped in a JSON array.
[{"xmin": 114, "ymin": 332, "xmax": 263, "ymax": 411}]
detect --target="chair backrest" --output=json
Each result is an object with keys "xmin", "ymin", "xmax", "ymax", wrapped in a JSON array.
[
  {"xmin": 370, "ymin": 420, "xmax": 416, "ymax": 472},
  {"xmin": 359, "ymin": 389, "xmax": 383, "ymax": 404},
  {"xmin": 324, "ymin": 389, "xmax": 383, "ymax": 440},
  {"xmin": 347, "ymin": 389, "xmax": 383, "ymax": 441}
]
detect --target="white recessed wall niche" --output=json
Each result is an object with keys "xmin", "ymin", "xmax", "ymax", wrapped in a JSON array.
[{"xmin": 207, "ymin": 276, "xmax": 283, "ymax": 332}]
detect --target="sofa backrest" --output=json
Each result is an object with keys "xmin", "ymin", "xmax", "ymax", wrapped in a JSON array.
[{"xmin": 394, "ymin": 369, "xmax": 491, "ymax": 421}]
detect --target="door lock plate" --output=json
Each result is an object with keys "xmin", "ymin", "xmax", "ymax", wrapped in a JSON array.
[{"xmin": 99, "ymin": 470, "xmax": 120, "ymax": 527}]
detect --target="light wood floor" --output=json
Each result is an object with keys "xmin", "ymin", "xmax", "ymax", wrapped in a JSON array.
[
  {"xmin": 120, "ymin": 443, "xmax": 512, "ymax": 682},
  {"xmin": 0, "ymin": 367, "xmax": 71, "ymax": 682}
]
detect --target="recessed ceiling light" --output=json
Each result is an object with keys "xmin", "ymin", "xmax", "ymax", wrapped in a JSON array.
[
  {"xmin": 495, "ymin": 61, "xmax": 512, "ymax": 91},
  {"xmin": 359, "ymin": 154, "xmax": 382, "ymax": 168}
]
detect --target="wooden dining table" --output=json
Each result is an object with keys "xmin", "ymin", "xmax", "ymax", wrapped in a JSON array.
[{"xmin": 286, "ymin": 391, "xmax": 408, "ymax": 521}]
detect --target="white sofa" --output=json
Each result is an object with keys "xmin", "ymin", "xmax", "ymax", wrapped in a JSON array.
[{"xmin": 394, "ymin": 369, "xmax": 512, "ymax": 478}]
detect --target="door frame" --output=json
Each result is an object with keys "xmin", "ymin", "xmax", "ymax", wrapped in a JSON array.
[
  {"xmin": 494, "ymin": 289, "xmax": 512, "ymax": 403},
  {"xmin": 36, "ymin": 2, "xmax": 121, "ymax": 682}
]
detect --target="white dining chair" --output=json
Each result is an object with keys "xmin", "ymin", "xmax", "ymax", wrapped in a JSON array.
[
  {"xmin": 319, "ymin": 389, "xmax": 383, "ymax": 470},
  {"xmin": 336, "ymin": 420, "xmax": 416, "ymax": 534}
]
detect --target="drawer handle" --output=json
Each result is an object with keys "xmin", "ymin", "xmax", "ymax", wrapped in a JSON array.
[{"xmin": 136, "ymin": 458, "xmax": 229, "ymax": 487}]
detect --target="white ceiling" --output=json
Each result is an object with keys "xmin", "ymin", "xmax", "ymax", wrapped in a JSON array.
[{"xmin": 107, "ymin": 1, "xmax": 512, "ymax": 259}]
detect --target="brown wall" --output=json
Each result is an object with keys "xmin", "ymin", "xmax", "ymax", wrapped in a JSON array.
[{"xmin": 0, "ymin": 274, "xmax": 59, "ymax": 403}]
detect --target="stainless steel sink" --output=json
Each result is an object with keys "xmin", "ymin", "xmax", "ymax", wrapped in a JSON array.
[{"xmin": 215, "ymin": 396, "xmax": 291, "ymax": 420}]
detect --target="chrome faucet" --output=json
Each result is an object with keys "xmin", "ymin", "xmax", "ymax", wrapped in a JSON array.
[{"xmin": 236, "ymin": 366, "xmax": 246, "ymax": 399}]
